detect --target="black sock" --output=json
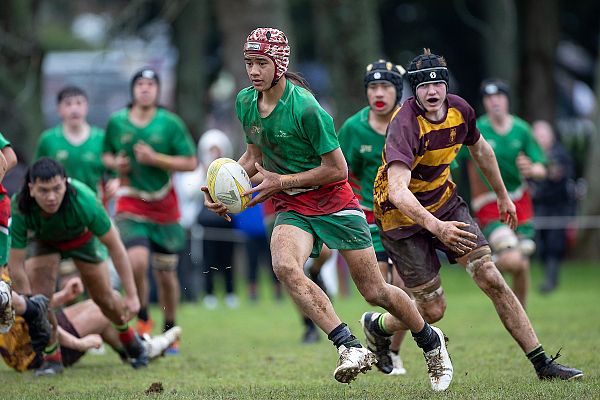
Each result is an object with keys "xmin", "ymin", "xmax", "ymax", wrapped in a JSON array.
[
  {"xmin": 164, "ymin": 320, "xmax": 175, "ymax": 332},
  {"xmin": 372, "ymin": 314, "xmax": 392, "ymax": 337},
  {"xmin": 411, "ymin": 323, "xmax": 440, "ymax": 353},
  {"xmin": 328, "ymin": 323, "xmax": 361, "ymax": 349},
  {"xmin": 527, "ymin": 345, "xmax": 550, "ymax": 370},
  {"xmin": 303, "ymin": 317, "xmax": 315, "ymax": 330},
  {"xmin": 137, "ymin": 307, "xmax": 148, "ymax": 322}
]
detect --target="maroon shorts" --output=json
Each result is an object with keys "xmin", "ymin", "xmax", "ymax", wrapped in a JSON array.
[
  {"xmin": 381, "ymin": 198, "xmax": 488, "ymax": 288},
  {"xmin": 56, "ymin": 311, "xmax": 85, "ymax": 367}
]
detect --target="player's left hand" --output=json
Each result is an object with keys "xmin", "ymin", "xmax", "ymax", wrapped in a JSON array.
[
  {"xmin": 243, "ymin": 163, "xmax": 282, "ymax": 207},
  {"xmin": 133, "ymin": 141, "xmax": 157, "ymax": 166},
  {"xmin": 497, "ymin": 196, "xmax": 518, "ymax": 230},
  {"xmin": 63, "ymin": 277, "xmax": 84, "ymax": 301},
  {"xmin": 516, "ymin": 152, "xmax": 533, "ymax": 178}
]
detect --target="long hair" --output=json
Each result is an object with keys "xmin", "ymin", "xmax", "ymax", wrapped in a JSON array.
[
  {"xmin": 285, "ymin": 71, "xmax": 313, "ymax": 94},
  {"xmin": 18, "ymin": 157, "xmax": 75, "ymax": 214}
]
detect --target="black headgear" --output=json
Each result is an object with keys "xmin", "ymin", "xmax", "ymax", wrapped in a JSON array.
[
  {"xmin": 480, "ymin": 79, "xmax": 510, "ymax": 98},
  {"xmin": 364, "ymin": 60, "xmax": 405, "ymax": 104},
  {"xmin": 406, "ymin": 49, "xmax": 449, "ymax": 94},
  {"xmin": 130, "ymin": 67, "xmax": 160, "ymax": 98}
]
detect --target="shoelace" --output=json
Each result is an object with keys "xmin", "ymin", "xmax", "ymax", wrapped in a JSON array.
[
  {"xmin": 425, "ymin": 350, "xmax": 444, "ymax": 378},
  {"xmin": 548, "ymin": 347, "xmax": 563, "ymax": 364}
]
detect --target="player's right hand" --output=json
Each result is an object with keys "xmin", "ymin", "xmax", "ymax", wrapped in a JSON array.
[
  {"xmin": 78, "ymin": 334, "xmax": 103, "ymax": 352},
  {"xmin": 435, "ymin": 221, "xmax": 478, "ymax": 255},
  {"xmin": 201, "ymin": 186, "xmax": 231, "ymax": 222}
]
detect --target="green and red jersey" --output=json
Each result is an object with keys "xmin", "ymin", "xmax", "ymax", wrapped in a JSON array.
[
  {"xmin": 0, "ymin": 133, "xmax": 11, "ymax": 197},
  {"xmin": 0, "ymin": 133, "xmax": 12, "ymax": 240},
  {"xmin": 104, "ymin": 107, "xmax": 195, "ymax": 223},
  {"xmin": 35, "ymin": 125, "xmax": 107, "ymax": 194},
  {"xmin": 236, "ymin": 79, "xmax": 358, "ymax": 215},
  {"xmin": 10, "ymin": 179, "xmax": 112, "ymax": 251},
  {"xmin": 459, "ymin": 115, "xmax": 546, "ymax": 227},
  {"xmin": 374, "ymin": 95, "xmax": 481, "ymax": 239},
  {"xmin": 339, "ymin": 106, "xmax": 386, "ymax": 211}
]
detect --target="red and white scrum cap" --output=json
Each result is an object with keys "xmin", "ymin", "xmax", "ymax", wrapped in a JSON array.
[{"xmin": 244, "ymin": 28, "xmax": 290, "ymax": 81}]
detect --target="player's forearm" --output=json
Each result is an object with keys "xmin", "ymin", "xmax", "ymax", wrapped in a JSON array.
[
  {"xmin": 153, "ymin": 154, "xmax": 197, "ymax": 172},
  {"xmin": 280, "ymin": 162, "xmax": 347, "ymax": 189},
  {"xmin": 528, "ymin": 163, "xmax": 547, "ymax": 180},
  {"xmin": 8, "ymin": 261, "xmax": 31, "ymax": 295},
  {"xmin": 101, "ymin": 229, "xmax": 138, "ymax": 299},
  {"xmin": 58, "ymin": 326, "xmax": 86, "ymax": 351},
  {"xmin": 110, "ymin": 248, "xmax": 137, "ymax": 299},
  {"xmin": 50, "ymin": 288, "xmax": 72, "ymax": 308},
  {"xmin": 238, "ymin": 150, "xmax": 261, "ymax": 177},
  {"xmin": 1, "ymin": 146, "xmax": 17, "ymax": 170},
  {"xmin": 471, "ymin": 142, "xmax": 510, "ymax": 200},
  {"xmin": 390, "ymin": 186, "xmax": 441, "ymax": 235}
]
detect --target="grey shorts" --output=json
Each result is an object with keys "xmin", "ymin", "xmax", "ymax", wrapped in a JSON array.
[{"xmin": 381, "ymin": 198, "xmax": 488, "ymax": 288}]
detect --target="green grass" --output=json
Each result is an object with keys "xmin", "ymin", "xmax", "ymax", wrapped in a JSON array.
[{"xmin": 2, "ymin": 262, "xmax": 599, "ymax": 399}]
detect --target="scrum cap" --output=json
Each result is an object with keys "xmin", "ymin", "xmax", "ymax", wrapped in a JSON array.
[
  {"xmin": 406, "ymin": 48, "xmax": 449, "ymax": 94},
  {"xmin": 244, "ymin": 28, "xmax": 290, "ymax": 84},
  {"xmin": 480, "ymin": 79, "xmax": 510, "ymax": 98},
  {"xmin": 364, "ymin": 59, "xmax": 405, "ymax": 104}
]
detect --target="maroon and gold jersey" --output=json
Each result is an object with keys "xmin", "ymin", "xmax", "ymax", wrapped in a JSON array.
[
  {"xmin": 0, "ymin": 317, "xmax": 41, "ymax": 372},
  {"xmin": 374, "ymin": 94, "xmax": 480, "ymax": 239}
]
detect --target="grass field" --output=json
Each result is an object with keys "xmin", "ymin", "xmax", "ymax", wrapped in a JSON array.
[{"xmin": 2, "ymin": 261, "xmax": 599, "ymax": 399}]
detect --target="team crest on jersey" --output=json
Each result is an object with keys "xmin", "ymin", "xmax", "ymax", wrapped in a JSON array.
[
  {"xmin": 449, "ymin": 128, "xmax": 457, "ymax": 144},
  {"xmin": 250, "ymin": 125, "xmax": 262, "ymax": 136},
  {"xmin": 56, "ymin": 150, "xmax": 68, "ymax": 160},
  {"xmin": 149, "ymin": 135, "xmax": 163, "ymax": 144},
  {"xmin": 121, "ymin": 133, "xmax": 133, "ymax": 144}
]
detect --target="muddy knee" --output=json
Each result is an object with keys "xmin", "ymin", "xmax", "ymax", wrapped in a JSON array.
[
  {"xmin": 272, "ymin": 258, "xmax": 303, "ymax": 285},
  {"xmin": 360, "ymin": 284, "xmax": 388, "ymax": 306},
  {"xmin": 467, "ymin": 246, "xmax": 508, "ymax": 292},
  {"xmin": 412, "ymin": 276, "xmax": 446, "ymax": 323}
]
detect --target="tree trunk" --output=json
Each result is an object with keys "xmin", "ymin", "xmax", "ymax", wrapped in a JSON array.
[
  {"xmin": 215, "ymin": 0, "xmax": 291, "ymax": 91},
  {"xmin": 573, "ymin": 20, "xmax": 600, "ymax": 259},
  {"xmin": 0, "ymin": 0, "xmax": 44, "ymax": 162},
  {"xmin": 521, "ymin": 0, "xmax": 558, "ymax": 122},
  {"xmin": 312, "ymin": 0, "xmax": 382, "ymax": 124},
  {"xmin": 172, "ymin": 0, "xmax": 211, "ymax": 139}
]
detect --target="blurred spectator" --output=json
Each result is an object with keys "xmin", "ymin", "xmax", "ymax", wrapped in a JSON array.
[
  {"xmin": 173, "ymin": 135, "xmax": 203, "ymax": 302},
  {"xmin": 531, "ymin": 121, "xmax": 576, "ymax": 294},
  {"xmin": 194, "ymin": 129, "xmax": 238, "ymax": 309},
  {"xmin": 459, "ymin": 79, "xmax": 547, "ymax": 308},
  {"xmin": 233, "ymin": 202, "xmax": 280, "ymax": 302}
]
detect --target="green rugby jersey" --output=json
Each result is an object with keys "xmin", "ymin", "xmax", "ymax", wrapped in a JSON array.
[
  {"xmin": 236, "ymin": 79, "xmax": 358, "ymax": 215},
  {"xmin": 35, "ymin": 125, "xmax": 107, "ymax": 194},
  {"xmin": 339, "ymin": 106, "xmax": 386, "ymax": 211},
  {"xmin": 475, "ymin": 115, "xmax": 546, "ymax": 192},
  {"xmin": 10, "ymin": 179, "xmax": 112, "ymax": 249},
  {"xmin": 104, "ymin": 108, "xmax": 195, "ymax": 195},
  {"xmin": 236, "ymin": 80, "xmax": 339, "ymax": 175}
]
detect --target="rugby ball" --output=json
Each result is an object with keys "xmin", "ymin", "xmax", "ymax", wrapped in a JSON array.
[{"xmin": 206, "ymin": 158, "xmax": 252, "ymax": 214}]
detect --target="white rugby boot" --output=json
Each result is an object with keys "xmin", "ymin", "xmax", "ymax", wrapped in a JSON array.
[{"xmin": 333, "ymin": 345, "xmax": 377, "ymax": 383}]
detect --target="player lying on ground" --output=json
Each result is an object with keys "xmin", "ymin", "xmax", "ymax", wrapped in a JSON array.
[
  {"xmin": 8, "ymin": 157, "xmax": 148, "ymax": 376},
  {"xmin": 0, "ymin": 276, "xmax": 180, "ymax": 372}
]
